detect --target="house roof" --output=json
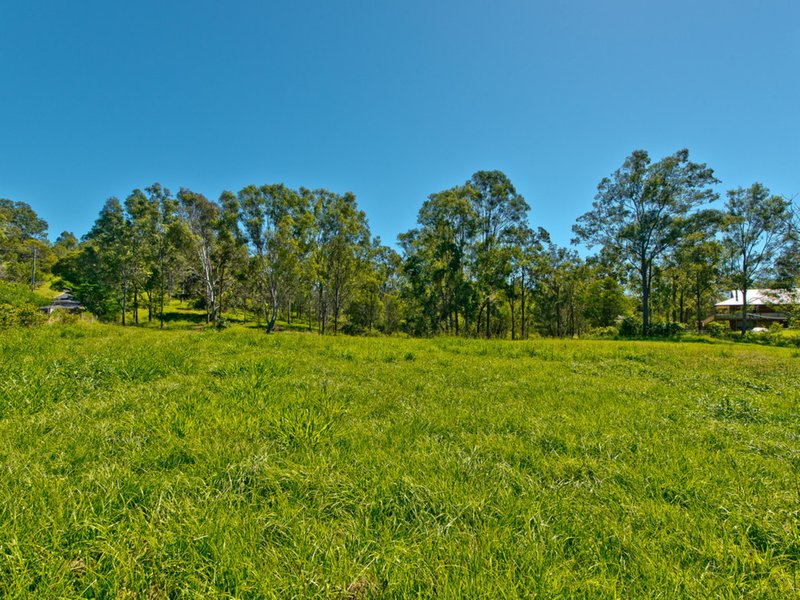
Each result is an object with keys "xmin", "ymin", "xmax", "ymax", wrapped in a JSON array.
[
  {"xmin": 715, "ymin": 289, "xmax": 800, "ymax": 308},
  {"xmin": 45, "ymin": 291, "xmax": 83, "ymax": 311}
]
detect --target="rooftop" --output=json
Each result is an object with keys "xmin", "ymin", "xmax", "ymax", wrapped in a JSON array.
[{"xmin": 715, "ymin": 289, "xmax": 800, "ymax": 308}]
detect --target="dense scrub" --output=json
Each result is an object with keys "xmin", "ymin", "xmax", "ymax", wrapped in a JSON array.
[{"xmin": 1, "ymin": 325, "xmax": 798, "ymax": 597}]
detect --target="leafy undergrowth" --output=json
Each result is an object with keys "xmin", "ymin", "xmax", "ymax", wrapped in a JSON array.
[{"xmin": 0, "ymin": 325, "xmax": 798, "ymax": 597}]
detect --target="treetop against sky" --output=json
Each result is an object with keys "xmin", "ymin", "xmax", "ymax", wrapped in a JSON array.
[{"xmin": 1, "ymin": 0, "xmax": 797, "ymax": 246}]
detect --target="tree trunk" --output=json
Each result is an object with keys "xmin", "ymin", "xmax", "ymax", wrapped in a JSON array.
[
  {"xmin": 160, "ymin": 265, "xmax": 165, "ymax": 329},
  {"xmin": 520, "ymin": 272, "xmax": 526, "ymax": 340},
  {"xmin": 641, "ymin": 261, "xmax": 650, "ymax": 337},
  {"xmin": 741, "ymin": 287, "xmax": 748, "ymax": 335},
  {"xmin": 485, "ymin": 298, "xmax": 491, "ymax": 339},
  {"xmin": 510, "ymin": 295, "xmax": 516, "ymax": 341},
  {"xmin": 695, "ymin": 276, "xmax": 702, "ymax": 334},
  {"xmin": 266, "ymin": 286, "xmax": 278, "ymax": 333},
  {"xmin": 122, "ymin": 277, "xmax": 128, "ymax": 326},
  {"xmin": 30, "ymin": 246, "xmax": 37, "ymax": 291}
]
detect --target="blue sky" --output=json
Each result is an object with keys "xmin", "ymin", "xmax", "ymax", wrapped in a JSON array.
[{"xmin": 1, "ymin": 0, "xmax": 798, "ymax": 247}]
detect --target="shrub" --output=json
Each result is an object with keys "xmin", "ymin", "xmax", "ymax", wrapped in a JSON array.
[
  {"xmin": 647, "ymin": 321, "xmax": 685, "ymax": 337},
  {"xmin": 17, "ymin": 304, "xmax": 45, "ymax": 326},
  {"xmin": 0, "ymin": 302, "xmax": 46, "ymax": 327},
  {"xmin": 0, "ymin": 281, "xmax": 48, "ymax": 308},
  {"xmin": 0, "ymin": 303, "xmax": 17, "ymax": 327},
  {"xmin": 617, "ymin": 316, "xmax": 641, "ymax": 338},
  {"xmin": 589, "ymin": 326, "xmax": 618, "ymax": 339},
  {"xmin": 768, "ymin": 322, "xmax": 784, "ymax": 335},
  {"xmin": 340, "ymin": 321, "xmax": 365, "ymax": 336},
  {"xmin": 705, "ymin": 321, "xmax": 728, "ymax": 338}
]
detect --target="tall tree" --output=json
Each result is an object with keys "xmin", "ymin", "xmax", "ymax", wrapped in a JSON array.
[
  {"xmin": 318, "ymin": 192, "xmax": 370, "ymax": 334},
  {"xmin": 0, "ymin": 199, "xmax": 50, "ymax": 286},
  {"xmin": 176, "ymin": 189, "xmax": 223, "ymax": 325},
  {"xmin": 84, "ymin": 198, "xmax": 133, "ymax": 324},
  {"xmin": 722, "ymin": 183, "xmax": 792, "ymax": 333},
  {"xmin": 572, "ymin": 149, "xmax": 718, "ymax": 336},
  {"xmin": 239, "ymin": 184, "xmax": 307, "ymax": 333},
  {"xmin": 143, "ymin": 184, "xmax": 179, "ymax": 328},
  {"xmin": 468, "ymin": 171, "xmax": 530, "ymax": 338}
]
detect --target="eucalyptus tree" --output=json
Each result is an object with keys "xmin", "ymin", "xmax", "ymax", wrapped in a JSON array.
[
  {"xmin": 774, "ymin": 240, "xmax": 800, "ymax": 290},
  {"xmin": 572, "ymin": 149, "xmax": 718, "ymax": 336},
  {"xmin": 775, "ymin": 197, "xmax": 800, "ymax": 289},
  {"xmin": 468, "ymin": 171, "xmax": 530, "ymax": 338},
  {"xmin": 239, "ymin": 184, "xmax": 309, "ymax": 333},
  {"xmin": 141, "ymin": 184, "xmax": 180, "ymax": 328},
  {"xmin": 84, "ymin": 198, "xmax": 133, "ymax": 323},
  {"xmin": 582, "ymin": 257, "xmax": 628, "ymax": 329},
  {"xmin": 52, "ymin": 231, "xmax": 78, "ymax": 259},
  {"xmin": 398, "ymin": 228, "xmax": 438, "ymax": 336},
  {"xmin": 0, "ymin": 199, "xmax": 50, "ymax": 286},
  {"xmin": 412, "ymin": 184, "xmax": 477, "ymax": 334},
  {"xmin": 504, "ymin": 224, "xmax": 540, "ymax": 340},
  {"xmin": 666, "ymin": 209, "xmax": 725, "ymax": 331},
  {"xmin": 123, "ymin": 189, "xmax": 161, "ymax": 323},
  {"xmin": 176, "ymin": 189, "xmax": 225, "ymax": 325},
  {"xmin": 215, "ymin": 191, "xmax": 247, "ymax": 324},
  {"xmin": 372, "ymin": 242, "xmax": 404, "ymax": 333},
  {"xmin": 531, "ymin": 234, "xmax": 585, "ymax": 337},
  {"xmin": 313, "ymin": 190, "xmax": 370, "ymax": 334},
  {"xmin": 722, "ymin": 183, "xmax": 792, "ymax": 333}
]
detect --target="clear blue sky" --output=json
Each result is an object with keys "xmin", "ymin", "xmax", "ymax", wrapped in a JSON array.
[{"xmin": 1, "ymin": 0, "xmax": 798, "ymax": 247}]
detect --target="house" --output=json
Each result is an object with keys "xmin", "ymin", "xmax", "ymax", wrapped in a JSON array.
[
  {"xmin": 712, "ymin": 288, "xmax": 799, "ymax": 330},
  {"xmin": 41, "ymin": 291, "xmax": 83, "ymax": 315}
]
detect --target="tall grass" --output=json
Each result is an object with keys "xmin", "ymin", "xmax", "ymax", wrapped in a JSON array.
[{"xmin": 0, "ymin": 324, "xmax": 798, "ymax": 596}]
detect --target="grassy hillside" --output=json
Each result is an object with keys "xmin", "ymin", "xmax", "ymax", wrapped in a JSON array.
[{"xmin": 1, "ymin": 325, "xmax": 798, "ymax": 597}]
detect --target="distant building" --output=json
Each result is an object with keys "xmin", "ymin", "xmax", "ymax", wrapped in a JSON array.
[
  {"xmin": 42, "ymin": 291, "xmax": 83, "ymax": 315},
  {"xmin": 712, "ymin": 289, "xmax": 799, "ymax": 330}
]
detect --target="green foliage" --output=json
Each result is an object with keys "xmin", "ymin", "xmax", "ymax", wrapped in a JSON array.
[
  {"xmin": 573, "ymin": 149, "xmax": 719, "ymax": 336},
  {"xmin": 648, "ymin": 321, "xmax": 686, "ymax": 337},
  {"xmin": 0, "ymin": 281, "xmax": 48, "ymax": 328},
  {"xmin": 0, "ymin": 302, "xmax": 45, "ymax": 327},
  {"xmin": 1, "ymin": 326, "xmax": 799, "ymax": 596},
  {"xmin": 588, "ymin": 325, "xmax": 619, "ymax": 338},
  {"xmin": 617, "ymin": 315, "xmax": 642, "ymax": 337},
  {"xmin": 705, "ymin": 321, "xmax": 728, "ymax": 338},
  {"xmin": 0, "ymin": 281, "xmax": 48, "ymax": 307},
  {"xmin": 0, "ymin": 199, "xmax": 54, "ymax": 285},
  {"xmin": 722, "ymin": 184, "xmax": 793, "ymax": 334}
]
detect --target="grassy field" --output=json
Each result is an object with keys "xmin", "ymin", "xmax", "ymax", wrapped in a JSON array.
[{"xmin": 1, "ymin": 325, "xmax": 799, "ymax": 597}]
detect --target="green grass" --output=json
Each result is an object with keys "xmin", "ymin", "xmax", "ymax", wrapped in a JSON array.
[{"xmin": 1, "ymin": 325, "xmax": 799, "ymax": 597}]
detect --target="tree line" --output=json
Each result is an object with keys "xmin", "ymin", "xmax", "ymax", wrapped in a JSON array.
[{"xmin": 1, "ymin": 149, "xmax": 797, "ymax": 336}]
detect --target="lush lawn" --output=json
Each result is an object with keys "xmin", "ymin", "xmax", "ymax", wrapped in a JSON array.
[{"xmin": 1, "ymin": 325, "xmax": 799, "ymax": 597}]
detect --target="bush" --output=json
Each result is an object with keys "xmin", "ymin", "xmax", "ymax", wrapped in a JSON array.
[
  {"xmin": 0, "ymin": 302, "xmax": 46, "ymax": 327},
  {"xmin": 768, "ymin": 322, "xmax": 784, "ymax": 335},
  {"xmin": 705, "ymin": 321, "xmax": 728, "ymax": 338},
  {"xmin": 617, "ymin": 316, "xmax": 641, "ymax": 338},
  {"xmin": 649, "ymin": 321, "xmax": 686, "ymax": 338},
  {"xmin": 0, "ymin": 281, "xmax": 48, "ymax": 308},
  {"xmin": 0, "ymin": 303, "xmax": 17, "ymax": 327},
  {"xmin": 17, "ymin": 304, "xmax": 45, "ymax": 326},
  {"xmin": 589, "ymin": 325, "xmax": 618, "ymax": 339},
  {"xmin": 48, "ymin": 309, "xmax": 81, "ymax": 325}
]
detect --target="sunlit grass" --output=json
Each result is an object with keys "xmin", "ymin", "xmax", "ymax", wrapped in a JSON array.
[{"xmin": 1, "ymin": 324, "xmax": 798, "ymax": 596}]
